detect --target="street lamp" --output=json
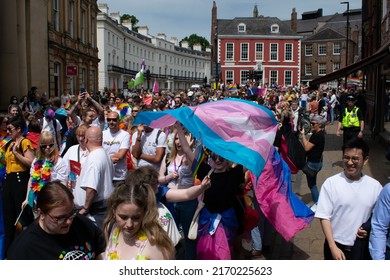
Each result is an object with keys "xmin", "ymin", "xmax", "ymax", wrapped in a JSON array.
[{"xmin": 341, "ymin": 1, "xmax": 349, "ymax": 89}]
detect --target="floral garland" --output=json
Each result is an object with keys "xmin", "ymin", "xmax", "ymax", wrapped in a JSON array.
[
  {"xmin": 108, "ymin": 227, "xmax": 148, "ymax": 260},
  {"xmin": 28, "ymin": 158, "xmax": 54, "ymax": 207}
]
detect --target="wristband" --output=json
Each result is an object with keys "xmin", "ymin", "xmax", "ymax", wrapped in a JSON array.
[{"xmin": 81, "ymin": 206, "xmax": 89, "ymax": 211}]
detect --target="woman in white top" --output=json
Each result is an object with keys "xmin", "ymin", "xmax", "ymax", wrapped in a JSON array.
[
  {"xmin": 22, "ymin": 131, "xmax": 67, "ymax": 209},
  {"xmin": 62, "ymin": 124, "xmax": 89, "ymax": 189},
  {"xmin": 159, "ymin": 123, "xmax": 198, "ymax": 259}
]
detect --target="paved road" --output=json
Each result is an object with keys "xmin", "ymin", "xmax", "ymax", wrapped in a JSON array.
[{"xmin": 257, "ymin": 121, "xmax": 390, "ymax": 260}]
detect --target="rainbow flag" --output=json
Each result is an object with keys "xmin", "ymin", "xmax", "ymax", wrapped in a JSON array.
[
  {"xmin": 228, "ymin": 83, "xmax": 237, "ymax": 91},
  {"xmin": 191, "ymin": 143, "xmax": 207, "ymax": 178},
  {"xmin": 117, "ymin": 103, "xmax": 129, "ymax": 120},
  {"xmin": 0, "ymin": 137, "xmax": 11, "ymax": 152},
  {"xmin": 64, "ymin": 96, "xmax": 71, "ymax": 109}
]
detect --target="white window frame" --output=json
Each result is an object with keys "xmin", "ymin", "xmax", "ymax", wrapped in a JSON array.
[
  {"xmin": 226, "ymin": 43, "xmax": 234, "ymax": 61},
  {"xmin": 305, "ymin": 44, "xmax": 313, "ymax": 56},
  {"xmin": 226, "ymin": 70, "xmax": 234, "ymax": 84},
  {"xmin": 240, "ymin": 43, "xmax": 249, "ymax": 61},
  {"xmin": 238, "ymin": 23, "xmax": 246, "ymax": 32},
  {"xmin": 318, "ymin": 63, "xmax": 327, "ymax": 76},
  {"xmin": 284, "ymin": 70, "xmax": 292, "ymax": 86},
  {"xmin": 285, "ymin": 43, "xmax": 293, "ymax": 61},
  {"xmin": 255, "ymin": 43, "xmax": 263, "ymax": 61},
  {"xmin": 333, "ymin": 63, "xmax": 340, "ymax": 72},
  {"xmin": 270, "ymin": 70, "xmax": 278, "ymax": 85},
  {"xmin": 240, "ymin": 70, "xmax": 250, "ymax": 85},
  {"xmin": 270, "ymin": 43, "xmax": 278, "ymax": 61},
  {"xmin": 333, "ymin": 43, "xmax": 341, "ymax": 55},
  {"xmin": 305, "ymin": 64, "xmax": 312, "ymax": 76},
  {"xmin": 318, "ymin": 44, "xmax": 327, "ymax": 56}
]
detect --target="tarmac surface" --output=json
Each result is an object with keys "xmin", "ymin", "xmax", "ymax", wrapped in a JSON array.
[{"xmin": 254, "ymin": 120, "xmax": 390, "ymax": 260}]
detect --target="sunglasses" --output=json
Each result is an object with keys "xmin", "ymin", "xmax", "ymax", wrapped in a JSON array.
[
  {"xmin": 40, "ymin": 143, "xmax": 55, "ymax": 149},
  {"xmin": 310, "ymin": 122, "xmax": 318, "ymax": 126},
  {"xmin": 210, "ymin": 154, "xmax": 225, "ymax": 162},
  {"xmin": 107, "ymin": 118, "xmax": 118, "ymax": 122}
]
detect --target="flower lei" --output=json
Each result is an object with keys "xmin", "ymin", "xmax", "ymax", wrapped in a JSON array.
[
  {"xmin": 28, "ymin": 158, "xmax": 54, "ymax": 207},
  {"xmin": 108, "ymin": 227, "xmax": 148, "ymax": 260}
]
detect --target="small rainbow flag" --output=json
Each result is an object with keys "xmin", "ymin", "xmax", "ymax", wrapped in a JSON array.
[
  {"xmin": 0, "ymin": 137, "xmax": 12, "ymax": 152},
  {"xmin": 228, "ymin": 83, "xmax": 237, "ymax": 91},
  {"xmin": 191, "ymin": 143, "xmax": 207, "ymax": 179},
  {"xmin": 64, "ymin": 96, "xmax": 71, "ymax": 109},
  {"xmin": 117, "ymin": 103, "xmax": 129, "ymax": 120},
  {"xmin": 14, "ymin": 205, "xmax": 27, "ymax": 233}
]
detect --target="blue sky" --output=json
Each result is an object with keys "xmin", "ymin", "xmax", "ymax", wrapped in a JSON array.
[{"xmin": 99, "ymin": 0, "xmax": 361, "ymax": 41}]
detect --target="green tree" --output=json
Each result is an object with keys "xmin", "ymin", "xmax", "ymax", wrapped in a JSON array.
[
  {"xmin": 121, "ymin": 14, "xmax": 139, "ymax": 32},
  {"xmin": 180, "ymin": 34, "xmax": 210, "ymax": 51}
]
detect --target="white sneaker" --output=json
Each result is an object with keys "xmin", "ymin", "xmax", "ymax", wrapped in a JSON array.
[{"xmin": 310, "ymin": 203, "xmax": 318, "ymax": 212}]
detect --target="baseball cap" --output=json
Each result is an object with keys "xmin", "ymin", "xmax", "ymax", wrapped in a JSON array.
[{"xmin": 346, "ymin": 94, "xmax": 356, "ymax": 100}]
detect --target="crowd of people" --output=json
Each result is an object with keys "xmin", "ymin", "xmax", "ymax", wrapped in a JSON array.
[{"xmin": 0, "ymin": 82, "xmax": 388, "ymax": 261}]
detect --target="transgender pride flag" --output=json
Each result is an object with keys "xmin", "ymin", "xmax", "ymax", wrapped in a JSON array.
[
  {"xmin": 133, "ymin": 98, "xmax": 278, "ymax": 177},
  {"xmin": 133, "ymin": 98, "xmax": 314, "ymax": 239}
]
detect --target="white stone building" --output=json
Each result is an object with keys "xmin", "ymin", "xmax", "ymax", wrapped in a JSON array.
[{"xmin": 97, "ymin": 4, "xmax": 211, "ymax": 93}]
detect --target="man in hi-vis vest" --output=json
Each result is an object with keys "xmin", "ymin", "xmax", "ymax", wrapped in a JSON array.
[{"xmin": 336, "ymin": 94, "xmax": 364, "ymax": 145}]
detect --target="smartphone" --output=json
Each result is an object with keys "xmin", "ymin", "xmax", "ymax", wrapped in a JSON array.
[{"xmin": 80, "ymin": 88, "xmax": 86, "ymax": 94}]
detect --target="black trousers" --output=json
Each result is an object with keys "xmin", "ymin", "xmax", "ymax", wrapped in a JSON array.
[
  {"xmin": 2, "ymin": 171, "xmax": 33, "ymax": 257},
  {"xmin": 342, "ymin": 127, "xmax": 360, "ymax": 145},
  {"xmin": 323, "ymin": 239, "xmax": 371, "ymax": 260}
]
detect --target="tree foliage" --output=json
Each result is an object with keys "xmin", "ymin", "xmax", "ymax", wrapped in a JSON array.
[
  {"xmin": 121, "ymin": 14, "xmax": 139, "ymax": 32},
  {"xmin": 180, "ymin": 34, "xmax": 210, "ymax": 51}
]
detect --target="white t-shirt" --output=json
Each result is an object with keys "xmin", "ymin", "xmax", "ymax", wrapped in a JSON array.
[
  {"xmin": 131, "ymin": 129, "xmax": 167, "ymax": 171},
  {"xmin": 74, "ymin": 148, "xmax": 114, "ymax": 208},
  {"xmin": 103, "ymin": 129, "xmax": 130, "ymax": 181},
  {"xmin": 158, "ymin": 202, "xmax": 181, "ymax": 246},
  {"xmin": 315, "ymin": 172, "xmax": 382, "ymax": 246},
  {"xmin": 62, "ymin": 144, "xmax": 89, "ymax": 187},
  {"xmin": 30, "ymin": 157, "xmax": 68, "ymax": 185}
]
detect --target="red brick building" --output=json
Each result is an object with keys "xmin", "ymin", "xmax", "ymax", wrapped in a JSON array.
[{"xmin": 211, "ymin": 2, "xmax": 302, "ymax": 88}]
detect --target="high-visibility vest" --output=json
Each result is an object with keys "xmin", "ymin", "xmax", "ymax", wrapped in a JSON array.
[{"xmin": 341, "ymin": 107, "xmax": 360, "ymax": 128}]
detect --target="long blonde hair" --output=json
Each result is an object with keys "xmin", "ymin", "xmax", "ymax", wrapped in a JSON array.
[
  {"xmin": 36, "ymin": 131, "xmax": 59, "ymax": 162},
  {"xmin": 103, "ymin": 170, "xmax": 175, "ymax": 260}
]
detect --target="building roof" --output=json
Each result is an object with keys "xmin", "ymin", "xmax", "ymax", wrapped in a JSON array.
[
  {"xmin": 217, "ymin": 16, "xmax": 299, "ymax": 37},
  {"xmin": 304, "ymin": 27, "xmax": 345, "ymax": 42}
]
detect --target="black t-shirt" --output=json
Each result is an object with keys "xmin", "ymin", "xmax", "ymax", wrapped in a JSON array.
[
  {"xmin": 7, "ymin": 214, "xmax": 105, "ymax": 260},
  {"xmin": 197, "ymin": 163, "xmax": 244, "ymax": 214},
  {"xmin": 307, "ymin": 130, "xmax": 325, "ymax": 163}
]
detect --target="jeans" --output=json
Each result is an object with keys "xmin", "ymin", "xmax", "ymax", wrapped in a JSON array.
[
  {"xmin": 305, "ymin": 161, "xmax": 322, "ymax": 203},
  {"xmin": 329, "ymin": 106, "xmax": 335, "ymax": 123}
]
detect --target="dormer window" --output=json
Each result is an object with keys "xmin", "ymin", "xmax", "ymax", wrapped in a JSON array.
[
  {"xmin": 271, "ymin": 24, "xmax": 279, "ymax": 33},
  {"xmin": 238, "ymin": 23, "xmax": 246, "ymax": 32}
]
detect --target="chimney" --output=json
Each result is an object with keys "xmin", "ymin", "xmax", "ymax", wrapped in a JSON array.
[
  {"xmin": 110, "ymin": 12, "xmax": 121, "ymax": 24},
  {"xmin": 291, "ymin": 8, "xmax": 297, "ymax": 32},
  {"xmin": 157, "ymin": 33, "xmax": 167, "ymax": 40},
  {"xmin": 98, "ymin": 3, "xmax": 108, "ymax": 15},
  {"xmin": 193, "ymin": 43, "xmax": 202, "ymax": 51},
  {"xmin": 122, "ymin": 19, "xmax": 132, "ymax": 30},
  {"xmin": 170, "ymin": 37, "xmax": 178, "ymax": 45},
  {"xmin": 138, "ymin": 26, "xmax": 149, "ymax": 36},
  {"xmin": 181, "ymin": 41, "xmax": 189, "ymax": 49}
]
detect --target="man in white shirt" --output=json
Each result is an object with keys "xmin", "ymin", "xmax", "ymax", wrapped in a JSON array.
[
  {"xmin": 102, "ymin": 111, "xmax": 130, "ymax": 184},
  {"xmin": 74, "ymin": 126, "xmax": 114, "ymax": 229},
  {"xmin": 131, "ymin": 124, "xmax": 167, "ymax": 171},
  {"xmin": 315, "ymin": 138, "xmax": 382, "ymax": 260}
]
